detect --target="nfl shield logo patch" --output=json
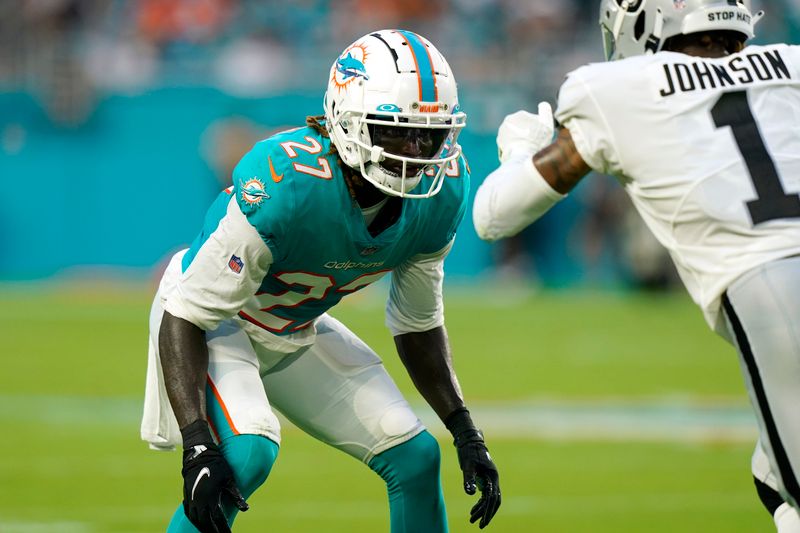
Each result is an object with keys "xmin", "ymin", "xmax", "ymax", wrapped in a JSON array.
[
  {"xmin": 673, "ymin": 0, "xmax": 686, "ymax": 9},
  {"xmin": 228, "ymin": 255, "xmax": 244, "ymax": 274}
]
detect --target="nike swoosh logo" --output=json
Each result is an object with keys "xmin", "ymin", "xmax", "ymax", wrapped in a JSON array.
[
  {"xmin": 268, "ymin": 156, "xmax": 283, "ymax": 183},
  {"xmin": 191, "ymin": 467, "xmax": 211, "ymax": 501}
]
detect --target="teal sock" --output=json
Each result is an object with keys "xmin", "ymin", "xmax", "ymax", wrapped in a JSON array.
[
  {"xmin": 369, "ymin": 431, "xmax": 448, "ymax": 533},
  {"xmin": 166, "ymin": 434, "xmax": 280, "ymax": 532}
]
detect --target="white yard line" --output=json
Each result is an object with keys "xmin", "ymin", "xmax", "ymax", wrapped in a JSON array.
[
  {"xmin": 0, "ymin": 521, "xmax": 91, "ymax": 533},
  {"xmin": 1, "ymin": 395, "xmax": 757, "ymax": 443},
  {"xmin": 418, "ymin": 402, "xmax": 757, "ymax": 442}
]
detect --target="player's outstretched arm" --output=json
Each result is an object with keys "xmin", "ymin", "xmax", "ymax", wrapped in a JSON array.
[
  {"xmin": 395, "ymin": 327, "xmax": 501, "ymax": 529},
  {"xmin": 473, "ymin": 117, "xmax": 591, "ymax": 241},
  {"xmin": 159, "ymin": 312, "xmax": 249, "ymax": 532},
  {"xmin": 534, "ymin": 127, "xmax": 592, "ymax": 194}
]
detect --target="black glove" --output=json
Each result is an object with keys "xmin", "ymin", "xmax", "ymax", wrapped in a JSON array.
[
  {"xmin": 180, "ymin": 420, "xmax": 249, "ymax": 533},
  {"xmin": 445, "ymin": 408, "xmax": 501, "ymax": 529}
]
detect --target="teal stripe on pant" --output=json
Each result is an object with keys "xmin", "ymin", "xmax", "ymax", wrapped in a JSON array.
[
  {"xmin": 167, "ymin": 434, "xmax": 279, "ymax": 532},
  {"xmin": 369, "ymin": 431, "xmax": 448, "ymax": 533}
]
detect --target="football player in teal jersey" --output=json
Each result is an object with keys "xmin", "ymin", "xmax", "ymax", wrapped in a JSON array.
[{"xmin": 141, "ymin": 29, "xmax": 501, "ymax": 532}]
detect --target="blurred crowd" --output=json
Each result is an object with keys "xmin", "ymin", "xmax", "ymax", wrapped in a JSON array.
[
  {"xmin": 2, "ymin": 0, "xmax": 796, "ymax": 119},
  {"xmin": 1, "ymin": 0, "xmax": 798, "ymax": 288},
  {"xmin": 0, "ymin": 0, "xmax": 617, "ymax": 126}
]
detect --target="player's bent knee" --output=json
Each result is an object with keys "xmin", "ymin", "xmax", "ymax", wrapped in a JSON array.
[
  {"xmin": 369, "ymin": 431, "xmax": 447, "ymax": 532},
  {"xmin": 396, "ymin": 431, "xmax": 441, "ymax": 483},
  {"xmin": 220, "ymin": 434, "xmax": 280, "ymax": 497},
  {"xmin": 370, "ymin": 431, "xmax": 442, "ymax": 490}
]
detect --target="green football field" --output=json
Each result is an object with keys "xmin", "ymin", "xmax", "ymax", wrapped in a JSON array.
[{"xmin": 0, "ymin": 283, "xmax": 773, "ymax": 532}]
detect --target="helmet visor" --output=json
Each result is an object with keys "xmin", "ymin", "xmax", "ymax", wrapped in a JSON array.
[
  {"xmin": 370, "ymin": 123, "xmax": 449, "ymax": 157},
  {"xmin": 367, "ymin": 116, "xmax": 455, "ymax": 175}
]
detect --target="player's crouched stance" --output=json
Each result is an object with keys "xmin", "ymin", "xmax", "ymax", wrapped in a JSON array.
[
  {"xmin": 141, "ymin": 29, "xmax": 501, "ymax": 532},
  {"xmin": 474, "ymin": 1, "xmax": 800, "ymax": 531}
]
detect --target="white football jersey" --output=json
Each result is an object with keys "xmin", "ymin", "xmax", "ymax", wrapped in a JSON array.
[{"xmin": 556, "ymin": 44, "xmax": 800, "ymax": 332}]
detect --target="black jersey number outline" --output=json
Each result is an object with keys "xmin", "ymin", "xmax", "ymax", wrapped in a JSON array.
[{"xmin": 711, "ymin": 90, "xmax": 800, "ymax": 225}]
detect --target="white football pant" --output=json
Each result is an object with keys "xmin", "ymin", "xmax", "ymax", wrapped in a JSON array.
[{"xmin": 724, "ymin": 255, "xmax": 800, "ymax": 519}]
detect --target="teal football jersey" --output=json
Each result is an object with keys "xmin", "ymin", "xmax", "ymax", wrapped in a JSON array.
[{"xmin": 185, "ymin": 125, "xmax": 469, "ymax": 336}]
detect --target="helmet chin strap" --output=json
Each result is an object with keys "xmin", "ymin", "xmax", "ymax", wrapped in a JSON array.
[
  {"xmin": 369, "ymin": 145, "xmax": 384, "ymax": 164},
  {"xmin": 364, "ymin": 162, "xmax": 423, "ymax": 196},
  {"xmin": 364, "ymin": 145, "xmax": 419, "ymax": 194}
]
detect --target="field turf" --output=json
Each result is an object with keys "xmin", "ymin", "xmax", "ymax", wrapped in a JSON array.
[{"xmin": 0, "ymin": 283, "xmax": 770, "ymax": 532}]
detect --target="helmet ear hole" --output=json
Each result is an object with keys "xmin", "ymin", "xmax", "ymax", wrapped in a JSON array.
[
  {"xmin": 331, "ymin": 102, "xmax": 350, "ymax": 134},
  {"xmin": 634, "ymin": 11, "xmax": 646, "ymax": 40}
]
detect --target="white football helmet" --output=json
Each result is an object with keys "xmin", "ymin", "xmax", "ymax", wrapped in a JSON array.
[
  {"xmin": 599, "ymin": 0, "xmax": 764, "ymax": 61},
  {"xmin": 323, "ymin": 29, "xmax": 466, "ymax": 198}
]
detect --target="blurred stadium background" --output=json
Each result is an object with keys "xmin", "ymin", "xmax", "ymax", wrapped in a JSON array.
[{"xmin": 2, "ymin": 0, "xmax": 799, "ymax": 531}]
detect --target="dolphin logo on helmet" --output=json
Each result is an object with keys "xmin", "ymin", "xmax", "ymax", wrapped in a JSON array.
[{"xmin": 336, "ymin": 53, "xmax": 370, "ymax": 81}]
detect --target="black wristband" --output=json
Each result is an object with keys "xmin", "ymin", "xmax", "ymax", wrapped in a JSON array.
[
  {"xmin": 444, "ymin": 407, "xmax": 484, "ymax": 447},
  {"xmin": 180, "ymin": 419, "xmax": 214, "ymax": 449}
]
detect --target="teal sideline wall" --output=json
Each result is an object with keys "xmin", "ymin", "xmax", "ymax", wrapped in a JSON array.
[{"xmin": 0, "ymin": 89, "xmax": 585, "ymax": 284}]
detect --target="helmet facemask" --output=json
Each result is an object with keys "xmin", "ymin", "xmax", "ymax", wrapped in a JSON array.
[{"xmin": 344, "ymin": 111, "xmax": 464, "ymax": 198}]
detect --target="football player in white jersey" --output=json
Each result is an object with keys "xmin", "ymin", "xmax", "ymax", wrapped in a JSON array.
[
  {"xmin": 141, "ymin": 30, "xmax": 501, "ymax": 532},
  {"xmin": 473, "ymin": 0, "xmax": 800, "ymax": 530}
]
